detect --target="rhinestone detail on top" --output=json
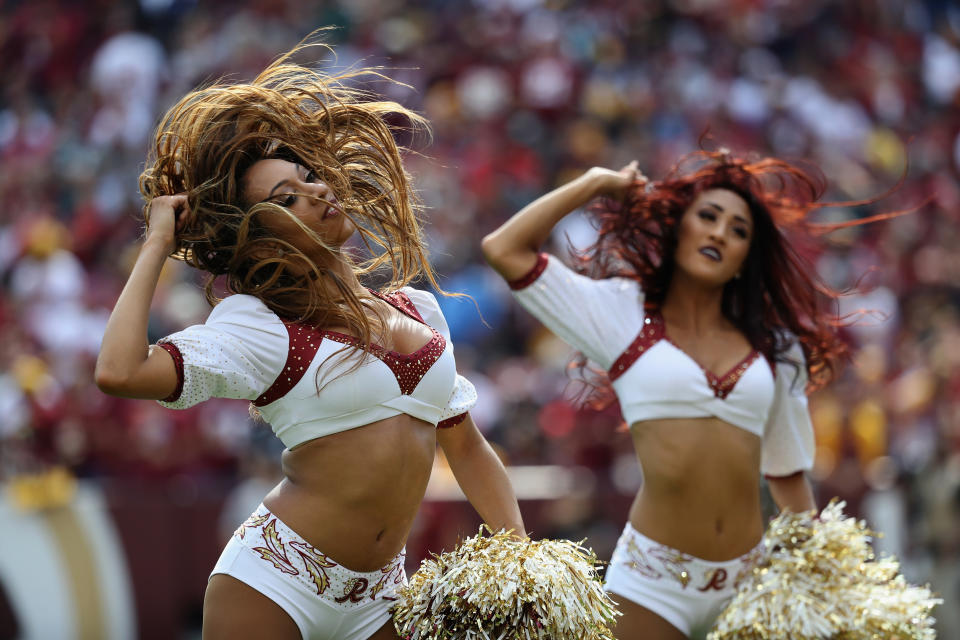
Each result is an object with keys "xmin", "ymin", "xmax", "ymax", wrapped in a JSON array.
[
  {"xmin": 253, "ymin": 290, "xmax": 446, "ymax": 405},
  {"xmin": 607, "ymin": 310, "xmax": 761, "ymax": 399}
]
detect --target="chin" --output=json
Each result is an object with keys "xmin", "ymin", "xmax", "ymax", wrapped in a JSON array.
[
  {"xmin": 323, "ymin": 217, "xmax": 356, "ymax": 246},
  {"xmin": 336, "ymin": 223, "xmax": 357, "ymax": 245},
  {"xmin": 679, "ymin": 264, "xmax": 735, "ymax": 288}
]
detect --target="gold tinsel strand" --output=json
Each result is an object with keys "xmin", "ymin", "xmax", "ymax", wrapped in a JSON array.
[
  {"xmin": 392, "ymin": 528, "xmax": 621, "ymax": 639},
  {"xmin": 709, "ymin": 499, "xmax": 942, "ymax": 640}
]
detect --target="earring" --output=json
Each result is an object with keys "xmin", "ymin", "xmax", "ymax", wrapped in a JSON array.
[{"xmin": 734, "ymin": 272, "xmax": 742, "ymax": 279}]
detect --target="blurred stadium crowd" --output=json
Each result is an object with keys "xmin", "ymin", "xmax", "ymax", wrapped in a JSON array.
[{"xmin": 2, "ymin": 0, "xmax": 959, "ymax": 636}]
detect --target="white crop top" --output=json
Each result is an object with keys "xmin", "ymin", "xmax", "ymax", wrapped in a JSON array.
[
  {"xmin": 510, "ymin": 253, "xmax": 815, "ymax": 477},
  {"xmin": 155, "ymin": 288, "xmax": 477, "ymax": 449}
]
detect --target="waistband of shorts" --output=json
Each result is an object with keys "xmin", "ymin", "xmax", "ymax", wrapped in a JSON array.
[
  {"xmin": 610, "ymin": 522, "xmax": 764, "ymax": 592},
  {"xmin": 232, "ymin": 503, "xmax": 406, "ymax": 606},
  {"xmin": 623, "ymin": 522, "xmax": 764, "ymax": 567}
]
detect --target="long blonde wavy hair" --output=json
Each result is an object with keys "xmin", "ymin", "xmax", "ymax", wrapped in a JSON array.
[{"xmin": 140, "ymin": 38, "xmax": 442, "ymax": 354}]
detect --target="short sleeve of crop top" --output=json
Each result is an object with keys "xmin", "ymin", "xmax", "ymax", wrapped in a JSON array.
[
  {"xmin": 508, "ymin": 253, "xmax": 644, "ymax": 370},
  {"xmin": 155, "ymin": 295, "xmax": 287, "ymax": 410},
  {"xmin": 400, "ymin": 287, "xmax": 478, "ymax": 424},
  {"xmin": 761, "ymin": 340, "xmax": 816, "ymax": 477}
]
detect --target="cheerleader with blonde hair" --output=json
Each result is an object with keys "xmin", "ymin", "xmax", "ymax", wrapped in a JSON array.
[{"xmin": 96, "ymin": 39, "xmax": 524, "ymax": 640}]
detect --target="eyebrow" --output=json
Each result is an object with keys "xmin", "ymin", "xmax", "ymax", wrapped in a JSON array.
[
  {"xmin": 261, "ymin": 163, "xmax": 309, "ymax": 203},
  {"xmin": 706, "ymin": 201, "xmax": 752, "ymax": 227},
  {"xmin": 264, "ymin": 179, "xmax": 291, "ymax": 202}
]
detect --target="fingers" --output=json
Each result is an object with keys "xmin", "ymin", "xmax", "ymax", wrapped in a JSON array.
[
  {"xmin": 151, "ymin": 193, "xmax": 189, "ymax": 211},
  {"xmin": 147, "ymin": 193, "xmax": 192, "ymax": 226},
  {"xmin": 628, "ymin": 161, "xmax": 651, "ymax": 188},
  {"xmin": 144, "ymin": 195, "xmax": 193, "ymax": 256},
  {"xmin": 620, "ymin": 160, "xmax": 648, "ymax": 182},
  {"xmin": 174, "ymin": 198, "xmax": 193, "ymax": 231}
]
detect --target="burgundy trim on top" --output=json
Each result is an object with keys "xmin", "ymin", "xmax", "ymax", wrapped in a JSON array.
[
  {"xmin": 655, "ymin": 309, "xmax": 762, "ymax": 399},
  {"xmin": 319, "ymin": 328, "xmax": 446, "ymax": 396},
  {"xmin": 369, "ymin": 289, "xmax": 425, "ymax": 323},
  {"xmin": 608, "ymin": 310, "xmax": 763, "ymax": 399},
  {"xmin": 255, "ymin": 316, "xmax": 447, "ymax": 406},
  {"xmin": 255, "ymin": 289, "xmax": 449, "ymax": 406},
  {"xmin": 156, "ymin": 340, "xmax": 185, "ymax": 402},
  {"xmin": 703, "ymin": 350, "xmax": 761, "ymax": 400},
  {"xmin": 608, "ymin": 312, "xmax": 664, "ymax": 383},
  {"xmin": 507, "ymin": 253, "xmax": 549, "ymax": 290},
  {"xmin": 253, "ymin": 321, "xmax": 325, "ymax": 407},
  {"xmin": 437, "ymin": 412, "xmax": 468, "ymax": 429}
]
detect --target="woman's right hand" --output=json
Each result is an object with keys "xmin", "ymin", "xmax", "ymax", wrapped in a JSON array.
[
  {"xmin": 584, "ymin": 160, "xmax": 646, "ymax": 198},
  {"xmin": 144, "ymin": 194, "xmax": 190, "ymax": 254}
]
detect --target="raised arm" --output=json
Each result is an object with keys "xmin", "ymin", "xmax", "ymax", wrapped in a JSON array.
[
  {"xmin": 94, "ymin": 195, "xmax": 189, "ymax": 399},
  {"xmin": 480, "ymin": 162, "xmax": 640, "ymax": 282},
  {"xmin": 438, "ymin": 415, "xmax": 526, "ymax": 537}
]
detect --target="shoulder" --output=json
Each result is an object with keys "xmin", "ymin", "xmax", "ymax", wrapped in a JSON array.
[
  {"xmin": 397, "ymin": 287, "xmax": 442, "ymax": 320},
  {"xmin": 526, "ymin": 253, "xmax": 642, "ymax": 297},
  {"xmin": 200, "ymin": 295, "xmax": 288, "ymax": 347},
  {"xmin": 397, "ymin": 287, "xmax": 440, "ymax": 313},
  {"xmin": 769, "ymin": 329, "xmax": 808, "ymax": 392},
  {"xmin": 208, "ymin": 294, "xmax": 282, "ymax": 326},
  {"xmin": 397, "ymin": 287, "xmax": 450, "ymax": 336},
  {"xmin": 600, "ymin": 274, "xmax": 643, "ymax": 298}
]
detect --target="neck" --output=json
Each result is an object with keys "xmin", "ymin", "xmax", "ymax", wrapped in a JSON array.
[
  {"xmin": 319, "ymin": 256, "xmax": 366, "ymax": 297},
  {"xmin": 660, "ymin": 271, "xmax": 727, "ymax": 334}
]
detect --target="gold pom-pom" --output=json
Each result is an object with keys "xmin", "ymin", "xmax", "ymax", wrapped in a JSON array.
[
  {"xmin": 392, "ymin": 528, "xmax": 621, "ymax": 639},
  {"xmin": 709, "ymin": 499, "xmax": 942, "ymax": 640}
]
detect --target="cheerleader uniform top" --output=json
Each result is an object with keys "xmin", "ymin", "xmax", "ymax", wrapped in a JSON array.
[
  {"xmin": 510, "ymin": 253, "xmax": 815, "ymax": 477},
  {"xmin": 154, "ymin": 288, "xmax": 477, "ymax": 449}
]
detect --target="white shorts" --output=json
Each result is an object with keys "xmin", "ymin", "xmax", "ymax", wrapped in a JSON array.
[
  {"xmin": 603, "ymin": 522, "xmax": 763, "ymax": 637},
  {"xmin": 211, "ymin": 504, "xmax": 406, "ymax": 640}
]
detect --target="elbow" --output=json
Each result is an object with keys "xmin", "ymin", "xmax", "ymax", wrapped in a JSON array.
[
  {"xmin": 481, "ymin": 232, "xmax": 529, "ymax": 274},
  {"xmin": 480, "ymin": 232, "xmax": 503, "ymax": 267},
  {"xmin": 481, "ymin": 231, "xmax": 541, "ymax": 277},
  {"xmin": 94, "ymin": 362, "xmax": 127, "ymax": 396}
]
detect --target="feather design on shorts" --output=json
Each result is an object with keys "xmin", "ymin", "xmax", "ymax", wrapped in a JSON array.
[
  {"xmin": 290, "ymin": 540, "xmax": 338, "ymax": 595},
  {"xmin": 252, "ymin": 519, "xmax": 299, "ymax": 576}
]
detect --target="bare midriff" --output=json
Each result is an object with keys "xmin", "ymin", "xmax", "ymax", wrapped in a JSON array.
[
  {"xmin": 627, "ymin": 416, "xmax": 764, "ymax": 561},
  {"xmin": 262, "ymin": 413, "xmax": 437, "ymax": 572}
]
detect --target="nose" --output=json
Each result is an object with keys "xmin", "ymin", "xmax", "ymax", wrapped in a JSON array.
[
  {"xmin": 303, "ymin": 179, "xmax": 331, "ymax": 202},
  {"xmin": 707, "ymin": 226, "xmax": 726, "ymax": 245}
]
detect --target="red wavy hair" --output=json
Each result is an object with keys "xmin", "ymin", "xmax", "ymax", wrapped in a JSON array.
[{"xmin": 576, "ymin": 149, "xmax": 903, "ymax": 401}]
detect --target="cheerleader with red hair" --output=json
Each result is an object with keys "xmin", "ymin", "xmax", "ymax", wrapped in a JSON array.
[{"xmin": 483, "ymin": 150, "xmax": 866, "ymax": 639}]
